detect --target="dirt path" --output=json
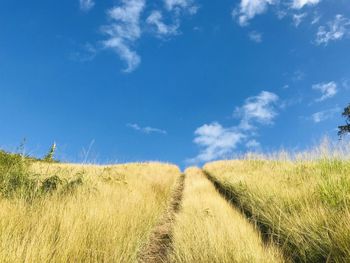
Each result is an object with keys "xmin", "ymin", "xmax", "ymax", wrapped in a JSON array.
[
  {"xmin": 138, "ymin": 174, "xmax": 186, "ymax": 263},
  {"xmin": 138, "ymin": 168, "xmax": 287, "ymax": 263}
]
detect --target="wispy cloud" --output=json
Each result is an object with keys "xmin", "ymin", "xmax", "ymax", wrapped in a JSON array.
[
  {"xmin": 147, "ymin": 0, "xmax": 197, "ymax": 37},
  {"xmin": 316, "ymin": 14, "xmax": 350, "ymax": 45},
  {"xmin": 233, "ymin": 0, "xmax": 321, "ymax": 26},
  {"xmin": 79, "ymin": 0, "xmax": 95, "ymax": 12},
  {"xmin": 248, "ymin": 31, "xmax": 263, "ymax": 42},
  {"xmin": 69, "ymin": 43, "xmax": 98, "ymax": 62},
  {"xmin": 293, "ymin": 13, "xmax": 307, "ymax": 27},
  {"xmin": 233, "ymin": 0, "xmax": 275, "ymax": 26},
  {"xmin": 235, "ymin": 91, "xmax": 279, "ymax": 130},
  {"xmin": 312, "ymin": 81, "xmax": 338, "ymax": 102},
  {"xmin": 311, "ymin": 107, "xmax": 340, "ymax": 123},
  {"xmin": 127, "ymin": 123, "xmax": 167, "ymax": 135},
  {"xmin": 101, "ymin": 0, "xmax": 197, "ymax": 72},
  {"xmin": 189, "ymin": 91, "xmax": 279, "ymax": 163},
  {"xmin": 311, "ymin": 12, "xmax": 321, "ymax": 25},
  {"xmin": 102, "ymin": 0, "xmax": 145, "ymax": 73},
  {"xmin": 291, "ymin": 0, "xmax": 320, "ymax": 9},
  {"xmin": 146, "ymin": 11, "xmax": 179, "ymax": 37},
  {"xmin": 164, "ymin": 0, "xmax": 199, "ymax": 14}
]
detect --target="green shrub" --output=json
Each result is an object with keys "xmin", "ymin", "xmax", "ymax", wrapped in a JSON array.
[
  {"xmin": 0, "ymin": 150, "xmax": 83, "ymax": 201},
  {"xmin": 0, "ymin": 150, "xmax": 37, "ymax": 199}
]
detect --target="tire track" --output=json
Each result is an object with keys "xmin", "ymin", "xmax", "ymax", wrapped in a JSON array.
[
  {"xmin": 169, "ymin": 168, "xmax": 285, "ymax": 263},
  {"xmin": 204, "ymin": 170, "xmax": 272, "ymax": 240},
  {"xmin": 138, "ymin": 174, "xmax": 185, "ymax": 263},
  {"xmin": 203, "ymin": 170, "xmax": 290, "ymax": 262}
]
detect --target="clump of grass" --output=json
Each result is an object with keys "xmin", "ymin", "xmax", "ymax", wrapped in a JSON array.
[
  {"xmin": 43, "ymin": 142, "xmax": 56, "ymax": 162},
  {"xmin": 318, "ymin": 174, "xmax": 350, "ymax": 210}
]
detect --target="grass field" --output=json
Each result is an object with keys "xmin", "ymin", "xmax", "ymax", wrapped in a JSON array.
[
  {"xmin": 204, "ymin": 158, "xmax": 350, "ymax": 262},
  {"xmin": 0, "ymin": 153, "xmax": 181, "ymax": 262},
  {"xmin": 1, "ymin": 147, "xmax": 350, "ymax": 262}
]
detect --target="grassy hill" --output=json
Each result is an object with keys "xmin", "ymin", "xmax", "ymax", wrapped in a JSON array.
[
  {"xmin": 0, "ymin": 149, "xmax": 350, "ymax": 262},
  {"xmin": 204, "ymin": 159, "xmax": 350, "ymax": 262}
]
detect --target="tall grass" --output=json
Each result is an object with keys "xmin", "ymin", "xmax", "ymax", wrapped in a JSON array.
[
  {"xmin": 0, "ymin": 160, "xmax": 180, "ymax": 262},
  {"xmin": 204, "ymin": 142, "xmax": 350, "ymax": 262},
  {"xmin": 170, "ymin": 167, "xmax": 285, "ymax": 263}
]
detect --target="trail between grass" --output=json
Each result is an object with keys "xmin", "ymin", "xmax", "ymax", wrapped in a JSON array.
[
  {"xmin": 138, "ymin": 174, "xmax": 185, "ymax": 263},
  {"xmin": 204, "ymin": 170, "xmax": 278, "ymax": 245},
  {"xmin": 169, "ymin": 168, "xmax": 285, "ymax": 263},
  {"xmin": 138, "ymin": 168, "xmax": 287, "ymax": 263}
]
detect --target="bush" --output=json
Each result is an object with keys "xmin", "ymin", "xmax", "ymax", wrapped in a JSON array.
[
  {"xmin": 0, "ymin": 150, "xmax": 83, "ymax": 201},
  {"xmin": 0, "ymin": 150, "xmax": 37, "ymax": 199}
]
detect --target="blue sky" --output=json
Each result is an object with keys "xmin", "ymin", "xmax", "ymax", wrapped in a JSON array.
[{"xmin": 0, "ymin": 0, "xmax": 349, "ymax": 166}]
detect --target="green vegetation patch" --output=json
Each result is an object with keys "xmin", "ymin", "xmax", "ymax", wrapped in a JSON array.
[{"xmin": 0, "ymin": 150, "xmax": 83, "ymax": 201}]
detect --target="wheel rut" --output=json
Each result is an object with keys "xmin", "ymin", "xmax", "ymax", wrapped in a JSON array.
[
  {"xmin": 203, "ymin": 169, "xmax": 290, "ymax": 262},
  {"xmin": 138, "ymin": 174, "xmax": 185, "ymax": 263},
  {"xmin": 169, "ymin": 168, "xmax": 285, "ymax": 263}
]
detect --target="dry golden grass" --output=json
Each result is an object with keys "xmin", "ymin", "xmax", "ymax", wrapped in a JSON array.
[
  {"xmin": 204, "ymin": 158, "xmax": 350, "ymax": 262},
  {"xmin": 0, "ymin": 162, "xmax": 180, "ymax": 263},
  {"xmin": 3, "ymin": 142, "xmax": 350, "ymax": 262},
  {"xmin": 138, "ymin": 174, "xmax": 185, "ymax": 263},
  {"xmin": 169, "ymin": 167, "xmax": 285, "ymax": 263}
]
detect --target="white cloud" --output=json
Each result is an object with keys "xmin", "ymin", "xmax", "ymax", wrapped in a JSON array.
[
  {"xmin": 146, "ymin": 11, "xmax": 179, "ymax": 37},
  {"xmin": 80, "ymin": 0, "xmax": 95, "ymax": 11},
  {"xmin": 235, "ymin": 91, "xmax": 279, "ymax": 130},
  {"xmin": 102, "ymin": 0, "xmax": 145, "ymax": 72},
  {"xmin": 291, "ymin": 0, "xmax": 320, "ymax": 9},
  {"xmin": 312, "ymin": 81, "xmax": 338, "ymax": 102},
  {"xmin": 189, "ymin": 123, "xmax": 245, "ymax": 163},
  {"xmin": 164, "ymin": 0, "xmax": 198, "ymax": 14},
  {"xmin": 100, "ymin": 0, "xmax": 197, "ymax": 72},
  {"xmin": 311, "ymin": 13, "xmax": 321, "ymax": 25},
  {"xmin": 248, "ymin": 31, "xmax": 263, "ymax": 42},
  {"xmin": 127, "ymin": 123, "xmax": 167, "ymax": 134},
  {"xmin": 234, "ymin": 0, "xmax": 276, "ymax": 26},
  {"xmin": 316, "ymin": 15, "xmax": 350, "ymax": 46},
  {"xmin": 311, "ymin": 107, "xmax": 340, "ymax": 123},
  {"xmin": 189, "ymin": 91, "xmax": 279, "ymax": 163},
  {"xmin": 293, "ymin": 13, "xmax": 307, "ymax": 27},
  {"xmin": 233, "ymin": 0, "xmax": 321, "ymax": 26},
  {"xmin": 276, "ymin": 10, "xmax": 288, "ymax": 20}
]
